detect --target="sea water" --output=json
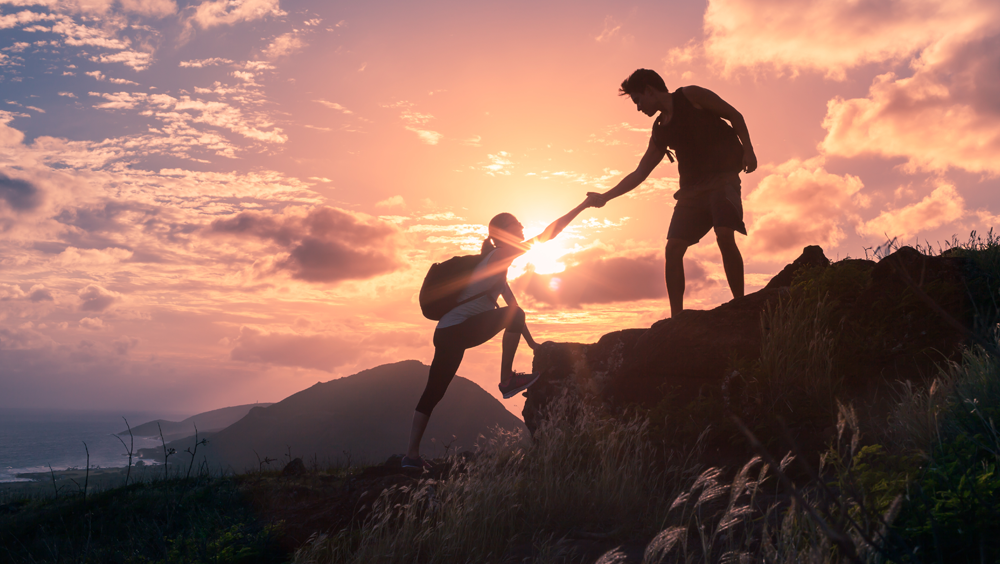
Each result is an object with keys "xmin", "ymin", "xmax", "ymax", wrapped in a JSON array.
[{"xmin": 0, "ymin": 408, "xmax": 185, "ymax": 483}]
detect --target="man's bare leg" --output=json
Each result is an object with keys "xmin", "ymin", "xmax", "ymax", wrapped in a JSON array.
[
  {"xmin": 715, "ymin": 227, "xmax": 744, "ymax": 300},
  {"xmin": 665, "ymin": 238, "xmax": 692, "ymax": 317}
]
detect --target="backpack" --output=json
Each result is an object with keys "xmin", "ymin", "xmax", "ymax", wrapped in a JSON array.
[{"xmin": 419, "ymin": 253, "xmax": 499, "ymax": 320}]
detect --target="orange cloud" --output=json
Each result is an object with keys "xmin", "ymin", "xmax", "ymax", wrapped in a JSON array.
[
  {"xmin": 859, "ymin": 184, "xmax": 964, "ymax": 240},
  {"xmin": 821, "ymin": 32, "xmax": 1000, "ymax": 175},
  {"xmin": 78, "ymin": 284, "xmax": 120, "ymax": 312},
  {"xmin": 514, "ymin": 249, "xmax": 672, "ymax": 308},
  {"xmin": 745, "ymin": 159, "xmax": 864, "ymax": 262},
  {"xmin": 209, "ymin": 206, "xmax": 405, "ymax": 283},
  {"xmin": 190, "ymin": 0, "xmax": 284, "ymax": 29},
  {"xmin": 703, "ymin": 0, "xmax": 998, "ymax": 78}
]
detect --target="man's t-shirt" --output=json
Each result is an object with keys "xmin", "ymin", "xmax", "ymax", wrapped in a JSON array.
[{"xmin": 651, "ymin": 87, "xmax": 744, "ymax": 190}]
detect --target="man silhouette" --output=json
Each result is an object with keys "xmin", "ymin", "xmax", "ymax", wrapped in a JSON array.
[{"xmin": 586, "ymin": 69, "xmax": 757, "ymax": 316}]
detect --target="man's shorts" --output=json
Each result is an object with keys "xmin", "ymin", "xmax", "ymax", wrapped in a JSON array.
[{"xmin": 666, "ymin": 174, "xmax": 747, "ymax": 244}]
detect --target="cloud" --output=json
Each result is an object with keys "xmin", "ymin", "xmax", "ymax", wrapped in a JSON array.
[
  {"xmin": 515, "ymin": 249, "xmax": 669, "ymax": 307},
  {"xmin": 179, "ymin": 57, "xmax": 233, "ymax": 68},
  {"xmin": 595, "ymin": 15, "xmax": 622, "ymax": 42},
  {"xmin": 119, "ymin": 0, "xmax": 176, "ymax": 17},
  {"xmin": 77, "ymin": 284, "xmax": 120, "ymax": 311},
  {"xmin": 744, "ymin": 159, "xmax": 865, "ymax": 262},
  {"xmin": 376, "ymin": 195, "xmax": 405, "ymax": 208},
  {"xmin": 315, "ymin": 100, "xmax": 352, "ymax": 114},
  {"xmin": 859, "ymin": 184, "xmax": 965, "ymax": 240},
  {"xmin": 702, "ymin": 0, "xmax": 999, "ymax": 79},
  {"xmin": 90, "ymin": 50, "xmax": 153, "ymax": 71},
  {"xmin": 263, "ymin": 31, "xmax": 304, "ymax": 59},
  {"xmin": 190, "ymin": 0, "xmax": 285, "ymax": 29},
  {"xmin": 229, "ymin": 325, "xmax": 360, "ymax": 371},
  {"xmin": 483, "ymin": 152, "xmax": 513, "ymax": 176},
  {"xmin": 405, "ymin": 127, "xmax": 442, "ymax": 145},
  {"xmin": 79, "ymin": 316, "xmax": 105, "ymax": 330},
  {"xmin": 821, "ymin": 31, "xmax": 1000, "ymax": 175},
  {"xmin": 208, "ymin": 206, "xmax": 404, "ymax": 283},
  {"xmin": 0, "ymin": 172, "xmax": 42, "ymax": 212},
  {"xmin": 112, "ymin": 335, "xmax": 140, "ymax": 355},
  {"xmin": 28, "ymin": 285, "xmax": 54, "ymax": 302}
]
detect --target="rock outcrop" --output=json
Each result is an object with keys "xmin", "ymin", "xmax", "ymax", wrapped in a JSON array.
[{"xmin": 524, "ymin": 245, "xmax": 980, "ymax": 455}]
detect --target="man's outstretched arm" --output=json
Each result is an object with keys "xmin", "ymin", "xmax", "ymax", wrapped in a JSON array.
[
  {"xmin": 681, "ymin": 85, "xmax": 757, "ymax": 173},
  {"xmin": 586, "ymin": 138, "xmax": 666, "ymax": 208}
]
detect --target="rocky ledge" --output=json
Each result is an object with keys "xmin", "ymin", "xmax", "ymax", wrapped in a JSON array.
[{"xmin": 524, "ymin": 245, "xmax": 984, "ymax": 460}]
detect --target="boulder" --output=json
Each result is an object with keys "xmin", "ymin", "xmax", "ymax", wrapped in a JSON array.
[{"xmin": 763, "ymin": 244, "xmax": 830, "ymax": 289}]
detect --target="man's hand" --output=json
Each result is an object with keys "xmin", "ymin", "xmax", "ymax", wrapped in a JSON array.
[
  {"xmin": 585, "ymin": 192, "xmax": 607, "ymax": 208},
  {"xmin": 743, "ymin": 147, "xmax": 758, "ymax": 174}
]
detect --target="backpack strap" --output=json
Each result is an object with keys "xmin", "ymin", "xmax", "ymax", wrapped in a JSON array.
[{"xmin": 451, "ymin": 251, "xmax": 504, "ymax": 309}]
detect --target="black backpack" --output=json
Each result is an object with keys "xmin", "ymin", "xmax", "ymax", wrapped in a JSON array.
[{"xmin": 419, "ymin": 253, "xmax": 500, "ymax": 320}]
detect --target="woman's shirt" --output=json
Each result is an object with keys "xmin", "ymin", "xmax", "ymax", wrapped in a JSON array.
[{"xmin": 436, "ymin": 249, "xmax": 512, "ymax": 329}]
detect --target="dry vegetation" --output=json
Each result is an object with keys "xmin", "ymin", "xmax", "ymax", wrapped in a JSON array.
[{"xmin": 3, "ymin": 234, "xmax": 1000, "ymax": 563}]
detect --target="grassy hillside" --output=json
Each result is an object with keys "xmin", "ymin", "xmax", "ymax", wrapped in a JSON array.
[{"xmin": 4, "ymin": 236, "xmax": 1000, "ymax": 563}]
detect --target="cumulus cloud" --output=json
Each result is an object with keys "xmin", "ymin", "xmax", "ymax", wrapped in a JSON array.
[
  {"xmin": 179, "ymin": 57, "xmax": 233, "ymax": 68},
  {"xmin": 79, "ymin": 316, "xmax": 105, "ymax": 330},
  {"xmin": 229, "ymin": 325, "xmax": 360, "ymax": 371},
  {"xmin": 119, "ymin": 0, "xmax": 176, "ymax": 17},
  {"xmin": 821, "ymin": 32, "xmax": 1000, "ymax": 175},
  {"xmin": 515, "ymin": 249, "xmax": 670, "ymax": 307},
  {"xmin": 859, "ymin": 184, "xmax": 965, "ymax": 239},
  {"xmin": 744, "ymin": 159, "xmax": 865, "ymax": 262},
  {"xmin": 209, "ymin": 206, "xmax": 404, "ymax": 283},
  {"xmin": 376, "ymin": 195, "xmax": 405, "ymax": 208},
  {"xmin": 703, "ymin": 0, "xmax": 999, "ymax": 78},
  {"xmin": 263, "ymin": 31, "xmax": 304, "ymax": 59},
  {"xmin": 112, "ymin": 335, "xmax": 140, "ymax": 354},
  {"xmin": 78, "ymin": 284, "xmax": 120, "ymax": 311},
  {"xmin": 190, "ymin": 0, "xmax": 285, "ymax": 29},
  {"xmin": 89, "ymin": 50, "xmax": 153, "ymax": 71},
  {"xmin": 0, "ymin": 172, "xmax": 42, "ymax": 212},
  {"xmin": 27, "ymin": 285, "xmax": 54, "ymax": 302}
]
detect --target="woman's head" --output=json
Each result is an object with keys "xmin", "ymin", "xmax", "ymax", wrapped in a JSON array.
[{"xmin": 481, "ymin": 213, "xmax": 524, "ymax": 253}]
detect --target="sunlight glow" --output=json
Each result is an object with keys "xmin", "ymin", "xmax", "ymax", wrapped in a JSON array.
[{"xmin": 509, "ymin": 239, "xmax": 575, "ymax": 278}]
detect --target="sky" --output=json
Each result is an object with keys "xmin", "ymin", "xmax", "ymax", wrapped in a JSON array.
[{"xmin": 2, "ymin": 0, "xmax": 999, "ymax": 418}]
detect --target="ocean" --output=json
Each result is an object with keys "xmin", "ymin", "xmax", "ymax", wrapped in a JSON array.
[{"xmin": 0, "ymin": 408, "xmax": 187, "ymax": 483}]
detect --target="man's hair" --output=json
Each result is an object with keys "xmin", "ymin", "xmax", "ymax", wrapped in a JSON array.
[{"xmin": 619, "ymin": 69, "xmax": 668, "ymax": 97}]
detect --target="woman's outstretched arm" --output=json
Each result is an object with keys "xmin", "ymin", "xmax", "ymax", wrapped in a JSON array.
[{"xmin": 531, "ymin": 198, "xmax": 591, "ymax": 245}]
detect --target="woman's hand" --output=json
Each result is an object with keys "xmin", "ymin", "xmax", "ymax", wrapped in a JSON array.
[{"xmin": 585, "ymin": 192, "xmax": 608, "ymax": 208}]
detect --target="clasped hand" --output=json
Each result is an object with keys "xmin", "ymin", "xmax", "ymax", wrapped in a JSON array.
[{"xmin": 584, "ymin": 192, "xmax": 607, "ymax": 208}]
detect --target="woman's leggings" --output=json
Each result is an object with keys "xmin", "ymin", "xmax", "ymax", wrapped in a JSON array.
[{"xmin": 415, "ymin": 306, "xmax": 525, "ymax": 416}]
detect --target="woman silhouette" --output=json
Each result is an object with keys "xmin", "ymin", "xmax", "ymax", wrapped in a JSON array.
[{"xmin": 404, "ymin": 199, "xmax": 591, "ymax": 469}]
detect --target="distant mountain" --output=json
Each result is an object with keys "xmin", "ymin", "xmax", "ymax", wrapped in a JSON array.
[
  {"xmin": 138, "ymin": 360, "xmax": 526, "ymax": 471},
  {"xmin": 122, "ymin": 403, "xmax": 274, "ymax": 442}
]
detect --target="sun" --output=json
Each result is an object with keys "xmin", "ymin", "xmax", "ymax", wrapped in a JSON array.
[{"xmin": 509, "ymin": 239, "xmax": 574, "ymax": 278}]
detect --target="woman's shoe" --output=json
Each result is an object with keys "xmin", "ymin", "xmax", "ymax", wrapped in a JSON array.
[
  {"xmin": 401, "ymin": 455, "xmax": 433, "ymax": 470},
  {"xmin": 498, "ymin": 371, "xmax": 540, "ymax": 399}
]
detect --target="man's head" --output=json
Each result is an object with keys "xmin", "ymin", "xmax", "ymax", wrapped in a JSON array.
[
  {"xmin": 619, "ymin": 69, "xmax": 668, "ymax": 97},
  {"xmin": 619, "ymin": 69, "xmax": 669, "ymax": 117}
]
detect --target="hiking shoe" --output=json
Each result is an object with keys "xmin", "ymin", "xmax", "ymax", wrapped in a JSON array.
[
  {"xmin": 499, "ymin": 372, "xmax": 540, "ymax": 399},
  {"xmin": 401, "ymin": 455, "xmax": 433, "ymax": 470}
]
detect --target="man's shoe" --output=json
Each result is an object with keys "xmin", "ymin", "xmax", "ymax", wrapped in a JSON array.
[
  {"xmin": 401, "ymin": 455, "xmax": 433, "ymax": 470},
  {"xmin": 499, "ymin": 371, "xmax": 541, "ymax": 399}
]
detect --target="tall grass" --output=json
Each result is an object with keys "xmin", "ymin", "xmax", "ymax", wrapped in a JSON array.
[{"xmin": 295, "ymin": 394, "xmax": 702, "ymax": 564}]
